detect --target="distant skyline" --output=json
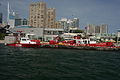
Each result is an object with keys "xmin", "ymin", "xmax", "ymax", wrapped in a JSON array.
[{"xmin": 0, "ymin": 0, "xmax": 120, "ymax": 33}]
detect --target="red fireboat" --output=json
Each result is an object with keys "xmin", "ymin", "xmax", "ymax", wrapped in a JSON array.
[
  {"xmin": 4, "ymin": 31, "xmax": 41, "ymax": 48},
  {"xmin": 49, "ymin": 35, "xmax": 114, "ymax": 47}
]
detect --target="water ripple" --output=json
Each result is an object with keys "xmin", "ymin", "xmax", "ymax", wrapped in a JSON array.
[{"xmin": 0, "ymin": 44, "xmax": 120, "ymax": 80}]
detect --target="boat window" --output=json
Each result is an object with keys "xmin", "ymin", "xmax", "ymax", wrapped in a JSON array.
[
  {"xmin": 84, "ymin": 41, "xmax": 87, "ymax": 44},
  {"xmin": 22, "ymin": 39, "xmax": 26, "ymax": 41}
]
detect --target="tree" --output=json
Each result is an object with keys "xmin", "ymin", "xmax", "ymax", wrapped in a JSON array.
[{"xmin": 0, "ymin": 33, "xmax": 6, "ymax": 40}]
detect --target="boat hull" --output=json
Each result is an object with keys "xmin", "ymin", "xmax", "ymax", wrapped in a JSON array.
[
  {"xmin": 6, "ymin": 43, "xmax": 40, "ymax": 48},
  {"xmin": 85, "ymin": 42, "xmax": 113, "ymax": 47}
]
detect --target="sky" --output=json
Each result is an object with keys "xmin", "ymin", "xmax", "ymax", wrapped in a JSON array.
[{"xmin": 0, "ymin": 0, "xmax": 120, "ymax": 33}]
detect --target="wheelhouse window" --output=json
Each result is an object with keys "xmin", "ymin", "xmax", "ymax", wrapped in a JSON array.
[{"xmin": 22, "ymin": 39, "xmax": 26, "ymax": 41}]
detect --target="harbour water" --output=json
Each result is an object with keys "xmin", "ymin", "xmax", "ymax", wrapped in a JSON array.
[{"xmin": 0, "ymin": 44, "xmax": 120, "ymax": 80}]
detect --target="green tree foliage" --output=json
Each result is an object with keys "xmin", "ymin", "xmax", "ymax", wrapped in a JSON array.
[{"xmin": 0, "ymin": 33, "xmax": 6, "ymax": 40}]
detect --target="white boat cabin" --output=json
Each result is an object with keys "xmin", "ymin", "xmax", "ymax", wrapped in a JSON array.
[{"xmin": 20, "ymin": 38, "xmax": 36, "ymax": 44}]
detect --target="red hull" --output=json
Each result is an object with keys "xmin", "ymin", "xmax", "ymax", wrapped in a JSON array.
[
  {"xmin": 75, "ymin": 42, "xmax": 113, "ymax": 47},
  {"xmin": 61, "ymin": 42, "xmax": 114, "ymax": 47},
  {"xmin": 7, "ymin": 43, "xmax": 40, "ymax": 48},
  {"xmin": 85, "ymin": 42, "xmax": 113, "ymax": 47}
]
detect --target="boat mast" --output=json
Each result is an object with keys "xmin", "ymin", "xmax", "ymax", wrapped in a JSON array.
[{"xmin": 7, "ymin": 2, "xmax": 10, "ymax": 25}]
